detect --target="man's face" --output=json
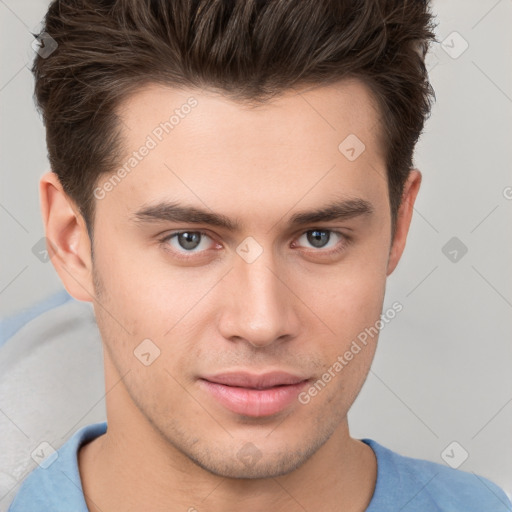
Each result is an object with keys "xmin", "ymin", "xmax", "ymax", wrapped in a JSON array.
[{"xmin": 86, "ymin": 80, "xmax": 398, "ymax": 478}]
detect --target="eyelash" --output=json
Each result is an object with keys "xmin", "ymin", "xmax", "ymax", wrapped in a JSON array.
[{"xmin": 157, "ymin": 229, "xmax": 351, "ymax": 261}]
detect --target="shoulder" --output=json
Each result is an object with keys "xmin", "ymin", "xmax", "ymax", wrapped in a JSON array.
[
  {"xmin": 362, "ymin": 438, "xmax": 512, "ymax": 512},
  {"xmin": 7, "ymin": 421, "xmax": 107, "ymax": 512}
]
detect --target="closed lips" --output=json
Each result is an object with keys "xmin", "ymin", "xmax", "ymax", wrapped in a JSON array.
[{"xmin": 200, "ymin": 371, "xmax": 310, "ymax": 389}]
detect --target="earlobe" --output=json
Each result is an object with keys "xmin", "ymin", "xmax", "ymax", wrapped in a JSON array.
[
  {"xmin": 39, "ymin": 171, "xmax": 95, "ymax": 302},
  {"xmin": 386, "ymin": 169, "xmax": 422, "ymax": 276}
]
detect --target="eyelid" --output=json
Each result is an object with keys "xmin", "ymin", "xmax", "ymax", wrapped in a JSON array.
[
  {"xmin": 292, "ymin": 229, "xmax": 346, "ymax": 250},
  {"xmin": 158, "ymin": 227, "xmax": 350, "ymax": 259},
  {"xmin": 159, "ymin": 229, "xmax": 216, "ymax": 242}
]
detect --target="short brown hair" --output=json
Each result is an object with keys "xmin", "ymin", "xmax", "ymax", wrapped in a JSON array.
[{"xmin": 32, "ymin": 0, "xmax": 437, "ymax": 242}]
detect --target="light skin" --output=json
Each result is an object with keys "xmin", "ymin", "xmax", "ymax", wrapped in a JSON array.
[{"xmin": 40, "ymin": 79, "xmax": 421, "ymax": 512}]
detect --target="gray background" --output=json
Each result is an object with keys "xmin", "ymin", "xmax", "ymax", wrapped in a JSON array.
[{"xmin": 1, "ymin": 0, "xmax": 511, "ymax": 503}]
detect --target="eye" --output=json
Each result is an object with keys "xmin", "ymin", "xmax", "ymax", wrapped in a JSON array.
[
  {"xmin": 158, "ymin": 228, "xmax": 349, "ymax": 261},
  {"xmin": 294, "ymin": 229, "xmax": 346, "ymax": 252},
  {"xmin": 159, "ymin": 230, "xmax": 217, "ymax": 257}
]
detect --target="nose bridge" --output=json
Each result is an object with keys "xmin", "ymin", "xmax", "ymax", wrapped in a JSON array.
[{"xmin": 220, "ymin": 241, "xmax": 298, "ymax": 347}]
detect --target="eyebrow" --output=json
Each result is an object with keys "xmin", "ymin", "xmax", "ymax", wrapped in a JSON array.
[{"xmin": 130, "ymin": 197, "xmax": 374, "ymax": 231}]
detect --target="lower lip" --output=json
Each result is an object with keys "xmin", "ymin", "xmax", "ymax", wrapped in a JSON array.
[{"xmin": 199, "ymin": 379, "xmax": 309, "ymax": 417}]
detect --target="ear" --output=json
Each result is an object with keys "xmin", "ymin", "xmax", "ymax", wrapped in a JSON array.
[
  {"xmin": 386, "ymin": 169, "xmax": 422, "ymax": 276},
  {"xmin": 40, "ymin": 171, "xmax": 95, "ymax": 302}
]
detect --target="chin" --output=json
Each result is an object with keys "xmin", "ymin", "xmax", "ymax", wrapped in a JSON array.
[{"xmin": 179, "ymin": 434, "xmax": 327, "ymax": 480}]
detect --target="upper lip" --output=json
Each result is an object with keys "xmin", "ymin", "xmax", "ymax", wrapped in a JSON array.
[{"xmin": 201, "ymin": 371, "xmax": 309, "ymax": 389}]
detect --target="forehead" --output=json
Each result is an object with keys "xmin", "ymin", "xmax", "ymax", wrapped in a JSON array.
[
  {"xmin": 116, "ymin": 79, "xmax": 384, "ymax": 154},
  {"xmin": 98, "ymin": 79, "xmax": 388, "ymax": 226}
]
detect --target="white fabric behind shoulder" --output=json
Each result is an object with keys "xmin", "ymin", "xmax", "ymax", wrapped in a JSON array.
[{"xmin": 0, "ymin": 299, "xmax": 105, "ymax": 511}]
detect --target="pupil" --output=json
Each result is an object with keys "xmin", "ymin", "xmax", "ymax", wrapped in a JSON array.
[
  {"xmin": 179, "ymin": 232, "xmax": 200, "ymax": 250},
  {"xmin": 307, "ymin": 230, "xmax": 329, "ymax": 248}
]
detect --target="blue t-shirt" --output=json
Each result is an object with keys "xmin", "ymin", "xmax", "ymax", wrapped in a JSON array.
[{"xmin": 7, "ymin": 421, "xmax": 512, "ymax": 511}]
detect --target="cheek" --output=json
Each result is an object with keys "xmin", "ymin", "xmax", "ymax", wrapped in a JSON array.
[
  {"xmin": 297, "ymin": 249, "xmax": 388, "ymax": 344},
  {"xmin": 91, "ymin": 232, "xmax": 191, "ymax": 334}
]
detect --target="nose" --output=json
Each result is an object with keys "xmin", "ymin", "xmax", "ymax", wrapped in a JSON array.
[{"xmin": 218, "ymin": 248, "xmax": 300, "ymax": 348}]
